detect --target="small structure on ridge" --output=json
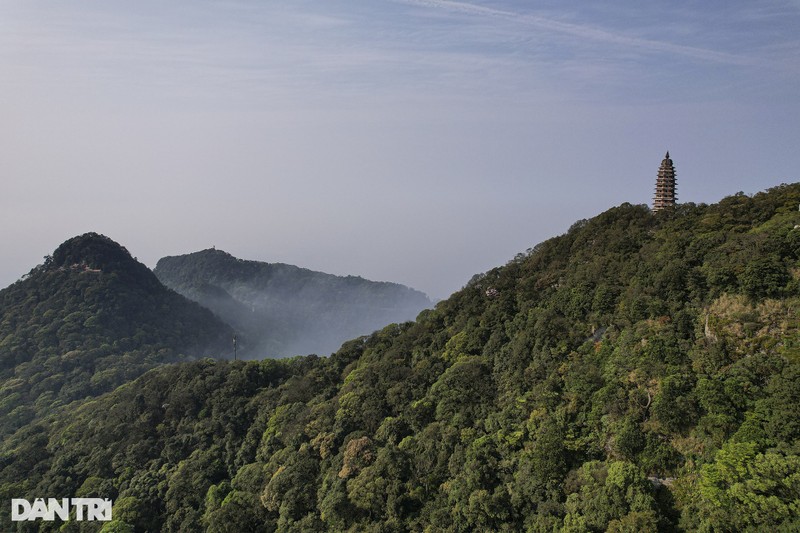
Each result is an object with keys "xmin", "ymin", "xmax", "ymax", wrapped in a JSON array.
[{"xmin": 652, "ymin": 151, "xmax": 677, "ymax": 212}]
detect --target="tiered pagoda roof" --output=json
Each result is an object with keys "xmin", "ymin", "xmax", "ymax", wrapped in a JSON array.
[{"xmin": 653, "ymin": 151, "xmax": 677, "ymax": 212}]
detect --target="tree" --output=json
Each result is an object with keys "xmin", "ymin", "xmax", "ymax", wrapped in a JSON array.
[{"xmin": 689, "ymin": 442, "xmax": 800, "ymax": 531}]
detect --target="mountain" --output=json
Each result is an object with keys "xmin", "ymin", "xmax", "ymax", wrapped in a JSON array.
[
  {"xmin": 2, "ymin": 185, "xmax": 800, "ymax": 532},
  {"xmin": 0, "ymin": 233, "xmax": 233, "ymax": 437},
  {"xmin": 153, "ymin": 249, "xmax": 432, "ymax": 358}
]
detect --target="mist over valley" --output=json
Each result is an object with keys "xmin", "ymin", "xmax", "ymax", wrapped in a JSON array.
[{"xmin": 154, "ymin": 249, "xmax": 432, "ymax": 359}]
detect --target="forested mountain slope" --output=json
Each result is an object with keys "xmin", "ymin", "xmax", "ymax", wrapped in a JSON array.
[
  {"xmin": 2, "ymin": 186, "xmax": 800, "ymax": 532},
  {"xmin": 0, "ymin": 233, "xmax": 232, "ymax": 438},
  {"xmin": 153, "ymin": 249, "xmax": 431, "ymax": 358}
]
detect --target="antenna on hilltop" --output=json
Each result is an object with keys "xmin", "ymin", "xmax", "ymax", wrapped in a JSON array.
[{"xmin": 233, "ymin": 333, "xmax": 237, "ymax": 361}]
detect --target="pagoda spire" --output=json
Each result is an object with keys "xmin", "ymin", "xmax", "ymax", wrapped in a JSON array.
[{"xmin": 652, "ymin": 151, "xmax": 677, "ymax": 212}]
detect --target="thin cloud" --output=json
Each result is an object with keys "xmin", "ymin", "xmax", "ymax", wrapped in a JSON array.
[{"xmin": 399, "ymin": 0, "xmax": 758, "ymax": 66}]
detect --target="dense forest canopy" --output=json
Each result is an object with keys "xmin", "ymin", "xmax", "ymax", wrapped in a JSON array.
[
  {"xmin": 1, "ymin": 184, "xmax": 800, "ymax": 531},
  {"xmin": 154, "ymin": 249, "xmax": 431, "ymax": 358},
  {"xmin": 0, "ymin": 233, "xmax": 233, "ymax": 438}
]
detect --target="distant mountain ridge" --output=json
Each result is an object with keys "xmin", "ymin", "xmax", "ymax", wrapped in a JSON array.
[
  {"xmin": 154, "ymin": 248, "xmax": 432, "ymax": 358},
  {"xmin": 0, "ymin": 233, "xmax": 232, "ymax": 436},
  {"xmin": 2, "ymin": 185, "xmax": 800, "ymax": 531}
]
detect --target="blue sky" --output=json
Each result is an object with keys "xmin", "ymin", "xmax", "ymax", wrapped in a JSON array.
[{"xmin": 1, "ymin": 1, "xmax": 798, "ymax": 299}]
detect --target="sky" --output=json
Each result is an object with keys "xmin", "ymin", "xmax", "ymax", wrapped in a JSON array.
[{"xmin": 1, "ymin": 1, "xmax": 799, "ymax": 300}]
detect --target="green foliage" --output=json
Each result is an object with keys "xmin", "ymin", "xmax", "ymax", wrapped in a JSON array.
[
  {"xmin": 564, "ymin": 461, "xmax": 658, "ymax": 532},
  {"xmin": 3, "ymin": 184, "xmax": 800, "ymax": 531},
  {"xmin": 0, "ymin": 233, "xmax": 232, "ymax": 439},
  {"xmin": 651, "ymin": 374, "xmax": 698, "ymax": 433},
  {"xmin": 682, "ymin": 442, "xmax": 800, "ymax": 530},
  {"xmin": 99, "ymin": 520, "xmax": 135, "ymax": 533}
]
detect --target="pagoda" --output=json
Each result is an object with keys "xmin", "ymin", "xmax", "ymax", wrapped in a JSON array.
[{"xmin": 652, "ymin": 151, "xmax": 677, "ymax": 212}]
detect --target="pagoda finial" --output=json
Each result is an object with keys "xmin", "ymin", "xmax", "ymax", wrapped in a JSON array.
[{"xmin": 665, "ymin": 150, "xmax": 670, "ymax": 159}]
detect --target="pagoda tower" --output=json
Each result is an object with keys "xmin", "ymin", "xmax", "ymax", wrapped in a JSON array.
[{"xmin": 652, "ymin": 151, "xmax": 677, "ymax": 212}]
